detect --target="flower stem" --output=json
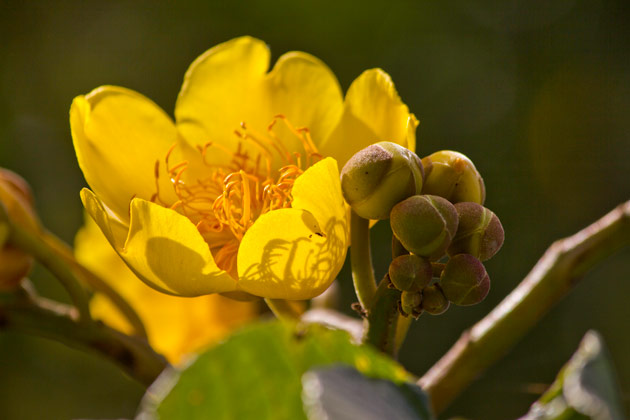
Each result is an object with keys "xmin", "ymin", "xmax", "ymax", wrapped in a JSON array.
[
  {"xmin": 363, "ymin": 275, "xmax": 401, "ymax": 356},
  {"xmin": 6, "ymin": 221, "xmax": 92, "ymax": 325},
  {"xmin": 265, "ymin": 298, "xmax": 304, "ymax": 321},
  {"xmin": 40, "ymin": 230, "xmax": 148, "ymax": 339},
  {"xmin": 394, "ymin": 313, "xmax": 413, "ymax": 354},
  {"xmin": 350, "ymin": 211, "xmax": 377, "ymax": 310},
  {"xmin": 418, "ymin": 200, "xmax": 630, "ymax": 414},
  {"xmin": 0, "ymin": 286, "xmax": 167, "ymax": 386}
]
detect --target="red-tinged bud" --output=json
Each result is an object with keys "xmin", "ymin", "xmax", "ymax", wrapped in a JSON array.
[
  {"xmin": 448, "ymin": 202, "xmax": 504, "ymax": 261},
  {"xmin": 421, "ymin": 284, "xmax": 449, "ymax": 315},
  {"xmin": 388, "ymin": 254, "xmax": 432, "ymax": 292},
  {"xmin": 440, "ymin": 254, "xmax": 490, "ymax": 306},
  {"xmin": 390, "ymin": 195, "xmax": 458, "ymax": 260},
  {"xmin": 0, "ymin": 169, "xmax": 39, "ymax": 291}
]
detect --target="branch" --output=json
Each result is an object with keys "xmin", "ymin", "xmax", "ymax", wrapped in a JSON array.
[
  {"xmin": 40, "ymin": 230, "xmax": 148, "ymax": 339},
  {"xmin": 418, "ymin": 201, "xmax": 630, "ymax": 414},
  {"xmin": 0, "ymin": 288, "xmax": 167, "ymax": 386},
  {"xmin": 6, "ymin": 221, "xmax": 92, "ymax": 324}
]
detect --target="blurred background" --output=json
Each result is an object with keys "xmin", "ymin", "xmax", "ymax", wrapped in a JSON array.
[{"xmin": 1, "ymin": 1, "xmax": 629, "ymax": 418}]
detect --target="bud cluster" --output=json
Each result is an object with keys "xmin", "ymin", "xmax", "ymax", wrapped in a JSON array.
[{"xmin": 341, "ymin": 145, "xmax": 504, "ymax": 318}]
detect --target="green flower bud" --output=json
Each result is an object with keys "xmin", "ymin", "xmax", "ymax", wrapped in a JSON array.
[
  {"xmin": 400, "ymin": 290, "xmax": 422, "ymax": 317},
  {"xmin": 421, "ymin": 150, "xmax": 485, "ymax": 204},
  {"xmin": 0, "ymin": 169, "xmax": 39, "ymax": 291},
  {"xmin": 388, "ymin": 254, "xmax": 432, "ymax": 292},
  {"xmin": 390, "ymin": 195, "xmax": 459, "ymax": 260},
  {"xmin": 448, "ymin": 202, "xmax": 504, "ymax": 261},
  {"xmin": 440, "ymin": 254, "xmax": 490, "ymax": 306},
  {"xmin": 421, "ymin": 284, "xmax": 449, "ymax": 315},
  {"xmin": 341, "ymin": 141, "xmax": 424, "ymax": 220}
]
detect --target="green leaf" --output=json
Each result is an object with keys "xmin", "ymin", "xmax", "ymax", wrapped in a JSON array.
[
  {"xmin": 138, "ymin": 320, "xmax": 426, "ymax": 420},
  {"xmin": 302, "ymin": 365, "xmax": 433, "ymax": 420},
  {"xmin": 520, "ymin": 330, "xmax": 626, "ymax": 420}
]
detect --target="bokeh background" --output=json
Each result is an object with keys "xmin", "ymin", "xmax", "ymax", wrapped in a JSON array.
[{"xmin": 1, "ymin": 1, "xmax": 629, "ymax": 419}]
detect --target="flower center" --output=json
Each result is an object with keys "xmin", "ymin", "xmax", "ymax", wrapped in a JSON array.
[{"xmin": 152, "ymin": 115, "xmax": 321, "ymax": 278}]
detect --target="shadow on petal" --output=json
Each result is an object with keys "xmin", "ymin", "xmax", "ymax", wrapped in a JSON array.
[{"xmin": 239, "ymin": 215, "xmax": 347, "ymax": 300}]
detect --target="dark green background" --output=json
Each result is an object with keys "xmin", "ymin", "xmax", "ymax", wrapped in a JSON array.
[{"xmin": 1, "ymin": 1, "xmax": 629, "ymax": 419}]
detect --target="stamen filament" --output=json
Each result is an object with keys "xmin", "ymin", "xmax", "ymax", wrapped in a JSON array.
[{"xmin": 151, "ymin": 115, "xmax": 322, "ymax": 276}]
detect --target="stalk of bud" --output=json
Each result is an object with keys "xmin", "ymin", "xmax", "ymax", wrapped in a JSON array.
[{"xmin": 392, "ymin": 236, "xmax": 409, "ymax": 259}]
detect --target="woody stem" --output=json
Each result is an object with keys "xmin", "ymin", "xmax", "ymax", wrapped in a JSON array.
[
  {"xmin": 0, "ymin": 285, "xmax": 167, "ymax": 386},
  {"xmin": 419, "ymin": 200, "xmax": 630, "ymax": 414},
  {"xmin": 3, "ymin": 216, "xmax": 92, "ymax": 325},
  {"xmin": 40, "ymin": 230, "xmax": 148, "ymax": 339}
]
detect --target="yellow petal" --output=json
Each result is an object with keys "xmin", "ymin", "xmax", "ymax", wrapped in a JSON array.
[
  {"xmin": 237, "ymin": 158, "xmax": 348, "ymax": 300},
  {"xmin": 175, "ymin": 37, "xmax": 344, "ymax": 168},
  {"xmin": 320, "ymin": 69, "xmax": 418, "ymax": 168},
  {"xmin": 75, "ymin": 213, "xmax": 258, "ymax": 364},
  {"xmin": 263, "ymin": 52, "xmax": 343, "ymax": 153},
  {"xmin": 291, "ymin": 158, "xmax": 348, "ymax": 242},
  {"xmin": 71, "ymin": 86, "xmax": 179, "ymax": 222},
  {"xmin": 81, "ymin": 188, "xmax": 237, "ymax": 296},
  {"xmin": 175, "ymin": 36, "xmax": 270, "ymax": 151},
  {"xmin": 80, "ymin": 188, "xmax": 129, "ymax": 248}
]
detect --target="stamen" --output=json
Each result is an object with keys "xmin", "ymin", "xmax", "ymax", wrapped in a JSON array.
[
  {"xmin": 239, "ymin": 170, "xmax": 251, "ymax": 227},
  {"xmin": 273, "ymin": 114, "xmax": 319, "ymax": 157},
  {"xmin": 150, "ymin": 160, "xmax": 161, "ymax": 203},
  {"xmin": 266, "ymin": 119, "xmax": 294, "ymax": 163},
  {"xmin": 198, "ymin": 140, "xmax": 235, "ymax": 167},
  {"xmin": 169, "ymin": 161, "xmax": 188, "ymax": 175},
  {"xmin": 243, "ymin": 120, "xmax": 293, "ymax": 165},
  {"xmin": 149, "ymin": 116, "xmax": 322, "ymax": 277},
  {"xmin": 164, "ymin": 143, "xmax": 178, "ymax": 171},
  {"xmin": 234, "ymin": 129, "xmax": 273, "ymax": 178}
]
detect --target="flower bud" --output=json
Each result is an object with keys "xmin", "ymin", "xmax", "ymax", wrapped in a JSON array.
[
  {"xmin": 341, "ymin": 141, "xmax": 424, "ymax": 220},
  {"xmin": 448, "ymin": 202, "xmax": 504, "ymax": 261},
  {"xmin": 400, "ymin": 290, "xmax": 422, "ymax": 317},
  {"xmin": 421, "ymin": 150, "xmax": 485, "ymax": 204},
  {"xmin": 390, "ymin": 195, "xmax": 458, "ymax": 260},
  {"xmin": 440, "ymin": 254, "xmax": 490, "ymax": 306},
  {"xmin": 0, "ymin": 169, "xmax": 39, "ymax": 291},
  {"xmin": 421, "ymin": 284, "xmax": 449, "ymax": 315},
  {"xmin": 388, "ymin": 254, "xmax": 432, "ymax": 292}
]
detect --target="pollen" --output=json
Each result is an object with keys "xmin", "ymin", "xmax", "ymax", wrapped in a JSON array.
[{"xmin": 152, "ymin": 115, "xmax": 321, "ymax": 277}]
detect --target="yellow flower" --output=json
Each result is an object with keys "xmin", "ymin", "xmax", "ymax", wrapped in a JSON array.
[
  {"xmin": 70, "ymin": 36, "xmax": 416, "ymax": 300},
  {"xmin": 75, "ymin": 213, "xmax": 258, "ymax": 364}
]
